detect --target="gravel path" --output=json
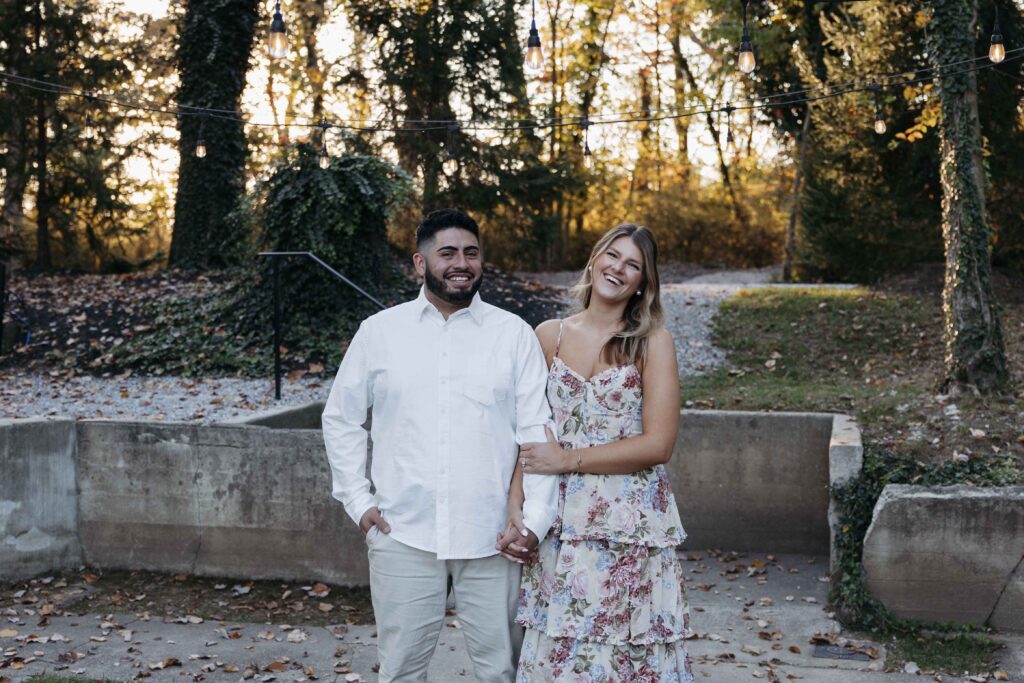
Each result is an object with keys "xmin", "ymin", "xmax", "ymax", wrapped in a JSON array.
[
  {"xmin": 0, "ymin": 372, "xmax": 330, "ymax": 424},
  {"xmin": 2, "ymin": 270, "xmax": 846, "ymax": 423}
]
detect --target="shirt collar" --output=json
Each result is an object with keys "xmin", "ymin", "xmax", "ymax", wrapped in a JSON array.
[{"xmin": 415, "ymin": 286, "xmax": 485, "ymax": 325}]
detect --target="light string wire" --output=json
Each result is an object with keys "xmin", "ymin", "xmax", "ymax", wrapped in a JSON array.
[{"xmin": 0, "ymin": 46, "xmax": 1021, "ymax": 136}]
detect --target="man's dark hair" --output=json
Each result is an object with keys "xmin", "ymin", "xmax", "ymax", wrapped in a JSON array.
[{"xmin": 415, "ymin": 208, "xmax": 480, "ymax": 247}]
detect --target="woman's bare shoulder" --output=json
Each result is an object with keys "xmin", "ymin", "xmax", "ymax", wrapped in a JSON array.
[{"xmin": 647, "ymin": 325, "xmax": 675, "ymax": 349}]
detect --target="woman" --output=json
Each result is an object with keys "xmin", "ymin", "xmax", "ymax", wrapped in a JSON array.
[{"xmin": 506, "ymin": 224, "xmax": 693, "ymax": 682}]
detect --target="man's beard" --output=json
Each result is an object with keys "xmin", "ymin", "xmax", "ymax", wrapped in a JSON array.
[{"xmin": 424, "ymin": 268, "xmax": 483, "ymax": 305}]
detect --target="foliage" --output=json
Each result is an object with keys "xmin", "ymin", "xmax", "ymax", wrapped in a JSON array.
[
  {"xmin": 0, "ymin": 0, "xmax": 168, "ymax": 270},
  {"xmin": 884, "ymin": 631, "xmax": 1001, "ymax": 674},
  {"xmin": 792, "ymin": 0, "xmax": 1024, "ymax": 282},
  {"xmin": 170, "ymin": 0, "xmax": 260, "ymax": 269},
  {"xmin": 344, "ymin": 0, "xmax": 580, "ymax": 268},
  {"xmin": 830, "ymin": 443, "xmax": 1022, "ymax": 631},
  {"xmin": 113, "ymin": 148, "xmax": 415, "ymax": 375}
]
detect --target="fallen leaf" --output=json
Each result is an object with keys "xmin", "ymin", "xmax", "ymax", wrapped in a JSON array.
[
  {"xmin": 263, "ymin": 661, "xmax": 287, "ymax": 672},
  {"xmin": 788, "ymin": 645, "xmax": 801, "ymax": 654},
  {"xmin": 148, "ymin": 657, "xmax": 181, "ymax": 671},
  {"xmin": 286, "ymin": 629, "xmax": 308, "ymax": 643},
  {"xmin": 0, "ymin": 629, "xmax": 17, "ymax": 638},
  {"xmin": 993, "ymin": 672, "xmax": 1010, "ymax": 681}
]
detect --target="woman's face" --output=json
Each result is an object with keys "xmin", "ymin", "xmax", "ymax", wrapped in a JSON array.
[{"xmin": 590, "ymin": 235, "xmax": 645, "ymax": 304}]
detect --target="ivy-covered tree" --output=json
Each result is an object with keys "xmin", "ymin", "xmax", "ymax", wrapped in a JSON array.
[
  {"xmin": 114, "ymin": 146, "xmax": 414, "ymax": 376},
  {"xmin": 928, "ymin": 0, "xmax": 1009, "ymax": 392},
  {"xmin": 170, "ymin": 0, "xmax": 259, "ymax": 269}
]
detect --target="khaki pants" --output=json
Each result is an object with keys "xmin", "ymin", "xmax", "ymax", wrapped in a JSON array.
[{"xmin": 366, "ymin": 528, "xmax": 523, "ymax": 683}]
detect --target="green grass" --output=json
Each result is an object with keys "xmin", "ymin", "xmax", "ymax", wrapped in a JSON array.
[
  {"xmin": 884, "ymin": 632, "xmax": 1002, "ymax": 675},
  {"xmin": 681, "ymin": 286, "xmax": 938, "ymax": 416}
]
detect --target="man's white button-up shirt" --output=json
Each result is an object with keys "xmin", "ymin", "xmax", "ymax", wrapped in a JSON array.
[{"xmin": 322, "ymin": 288, "xmax": 559, "ymax": 560}]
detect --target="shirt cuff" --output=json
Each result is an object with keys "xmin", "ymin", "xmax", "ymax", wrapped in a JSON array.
[
  {"xmin": 522, "ymin": 497, "xmax": 557, "ymax": 543},
  {"xmin": 340, "ymin": 492, "xmax": 380, "ymax": 528},
  {"xmin": 517, "ymin": 422, "xmax": 552, "ymax": 446}
]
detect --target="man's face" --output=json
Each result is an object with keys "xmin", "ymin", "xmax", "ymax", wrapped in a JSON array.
[{"xmin": 414, "ymin": 227, "xmax": 484, "ymax": 306}]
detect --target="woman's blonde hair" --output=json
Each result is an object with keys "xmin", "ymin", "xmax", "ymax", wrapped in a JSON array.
[{"xmin": 569, "ymin": 223, "xmax": 664, "ymax": 366}]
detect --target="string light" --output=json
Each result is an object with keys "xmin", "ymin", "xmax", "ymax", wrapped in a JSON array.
[
  {"xmin": 990, "ymin": 1, "xmax": 1006, "ymax": 64},
  {"xmin": 268, "ymin": 2, "xmax": 288, "ymax": 60},
  {"xmin": 524, "ymin": 0, "xmax": 543, "ymax": 74},
  {"xmin": 83, "ymin": 113, "xmax": 95, "ymax": 141},
  {"xmin": 725, "ymin": 105, "xmax": 735, "ymax": 145},
  {"xmin": 194, "ymin": 117, "xmax": 207, "ymax": 158},
  {"xmin": 442, "ymin": 122, "xmax": 459, "ymax": 175},
  {"xmin": 871, "ymin": 83, "xmax": 886, "ymax": 135},
  {"xmin": 738, "ymin": 0, "xmax": 756, "ymax": 75},
  {"xmin": 581, "ymin": 116, "xmax": 593, "ymax": 169},
  {"xmin": 318, "ymin": 119, "xmax": 331, "ymax": 169},
  {"xmin": 2, "ymin": 49, "xmax": 1021, "ymax": 157}
]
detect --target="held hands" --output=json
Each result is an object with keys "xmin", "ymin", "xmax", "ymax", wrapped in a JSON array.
[
  {"xmin": 495, "ymin": 506, "xmax": 539, "ymax": 563},
  {"xmin": 359, "ymin": 506, "xmax": 391, "ymax": 535},
  {"xmin": 519, "ymin": 425, "xmax": 571, "ymax": 475}
]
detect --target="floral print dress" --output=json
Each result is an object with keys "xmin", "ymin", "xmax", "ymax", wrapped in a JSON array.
[{"xmin": 516, "ymin": 323, "xmax": 693, "ymax": 682}]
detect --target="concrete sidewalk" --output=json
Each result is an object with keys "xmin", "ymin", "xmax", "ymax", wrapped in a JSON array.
[{"xmin": 2, "ymin": 554, "xmax": 1020, "ymax": 682}]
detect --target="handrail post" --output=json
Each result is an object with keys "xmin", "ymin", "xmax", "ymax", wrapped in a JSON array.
[
  {"xmin": 0, "ymin": 261, "xmax": 6, "ymax": 356},
  {"xmin": 272, "ymin": 258, "xmax": 282, "ymax": 401},
  {"xmin": 258, "ymin": 251, "xmax": 386, "ymax": 400}
]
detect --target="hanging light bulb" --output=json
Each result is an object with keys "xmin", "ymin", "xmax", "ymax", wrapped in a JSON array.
[
  {"xmin": 318, "ymin": 119, "xmax": 331, "ymax": 169},
  {"xmin": 268, "ymin": 1, "xmax": 288, "ymax": 60},
  {"xmin": 725, "ymin": 105, "xmax": 735, "ymax": 145},
  {"xmin": 194, "ymin": 117, "xmax": 207, "ymax": 158},
  {"xmin": 990, "ymin": 1, "xmax": 1006, "ymax": 64},
  {"xmin": 871, "ymin": 84, "xmax": 886, "ymax": 135},
  {"xmin": 83, "ymin": 113, "xmax": 95, "ymax": 141},
  {"xmin": 738, "ymin": 0, "xmax": 756, "ymax": 74},
  {"xmin": 442, "ymin": 152, "xmax": 459, "ymax": 175},
  {"xmin": 442, "ymin": 122, "xmax": 459, "ymax": 175},
  {"xmin": 581, "ymin": 116, "xmax": 593, "ymax": 170},
  {"xmin": 524, "ymin": 0, "xmax": 544, "ymax": 74}
]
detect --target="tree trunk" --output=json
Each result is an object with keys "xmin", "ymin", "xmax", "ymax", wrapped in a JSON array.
[
  {"xmin": 669, "ymin": 28, "xmax": 691, "ymax": 181},
  {"xmin": 930, "ymin": 0, "xmax": 1009, "ymax": 392},
  {"xmin": 33, "ymin": 98, "xmax": 51, "ymax": 269},
  {"xmin": 31, "ymin": 1, "xmax": 50, "ymax": 269},
  {"xmin": 783, "ymin": 109, "xmax": 813, "ymax": 282},
  {"xmin": 170, "ymin": 0, "xmax": 259, "ymax": 269},
  {"xmin": 0, "ymin": 116, "xmax": 29, "ymax": 253}
]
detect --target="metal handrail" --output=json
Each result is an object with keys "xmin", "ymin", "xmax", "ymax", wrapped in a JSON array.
[
  {"xmin": 0, "ymin": 262, "xmax": 6, "ymax": 355},
  {"xmin": 258, "ymin": 251, "xmax": 387, "ymax": 400}
]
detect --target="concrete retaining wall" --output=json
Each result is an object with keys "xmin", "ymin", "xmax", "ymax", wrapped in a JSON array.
[
  {"xmin": 0, "ymin": 418, "xmax": 81, "ymax": 578},
  {"xmin": 674, "ymin": 410, "xmax": 840, "ymax": 555},
  {"xmin": 863, "ymin": 485, "xmax": 1024, "ymax": 630},
  {"xmin": 76, "ymin": 421, "xmax": 366, "ymax": 585},
  {"xmin": 0, "ymin": 410, "xmax": 855, "ymax": 584}
]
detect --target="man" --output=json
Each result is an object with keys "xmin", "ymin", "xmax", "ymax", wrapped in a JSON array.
[{"xmin": 322, "ymin": 208, "xmax": 558, "ymax": 682}]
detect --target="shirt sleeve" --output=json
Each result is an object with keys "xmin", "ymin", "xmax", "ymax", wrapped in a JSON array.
[
  {"xmin": 513, "ymin": 322, "xmax": 560, "ymax": 541},
  {"xmin": 322, "ymin": 321, "xmax": 379, "ymax": 527}
]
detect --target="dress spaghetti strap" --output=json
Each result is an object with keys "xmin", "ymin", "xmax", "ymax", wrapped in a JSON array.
[{"xmin": 554, "ymin": 320, "xmax": 565, "ymax": 358}]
